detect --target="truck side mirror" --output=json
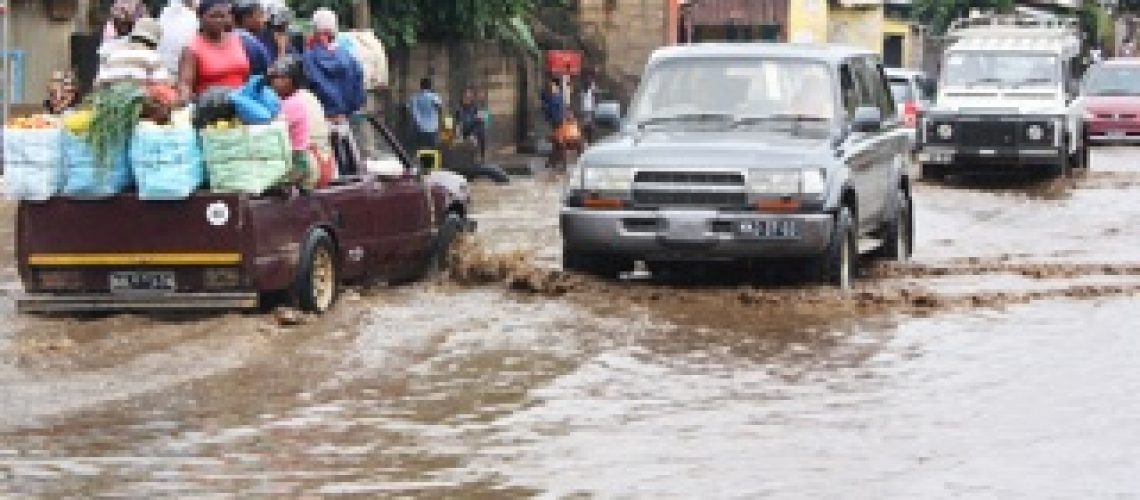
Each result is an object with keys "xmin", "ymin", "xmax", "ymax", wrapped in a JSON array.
[{"xmin": 852, "ymin": 106, "xmax": 883, "ymax": 133}]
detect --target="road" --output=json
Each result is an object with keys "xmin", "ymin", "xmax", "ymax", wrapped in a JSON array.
[{"xmin": 2, "ymin": 149, "xmax": 1140, "ymax": 497}]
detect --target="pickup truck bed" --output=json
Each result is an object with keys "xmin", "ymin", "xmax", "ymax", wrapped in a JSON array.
[{"xmin": 16, "ymin": 118, "xmax": 469, "ymax": 313}]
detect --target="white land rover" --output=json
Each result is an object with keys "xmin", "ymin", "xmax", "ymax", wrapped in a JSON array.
[{"xmin": 917, "ymin": 15, "xmax": 1085, "ymax": 179}]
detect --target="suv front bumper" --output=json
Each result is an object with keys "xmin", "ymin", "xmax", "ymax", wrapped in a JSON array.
[
  {"xmin": 560, "ymin": 208, "xmax": 834, "ymax": 260},
  {"xmin": 918, "ymin": 146, "xmax": 1064, "ymax": 167}
]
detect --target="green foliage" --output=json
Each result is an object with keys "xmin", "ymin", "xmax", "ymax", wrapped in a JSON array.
[
  {"xmin": 911, "ymin": 0, "xmax": 1015, "ymax": 34},
  {"xmin": 289, "ymin": 0, "xmax": 556, "ymax": 54},
  {"xmin": 83, "ymin": 83, "xmax": 145, "ymax": 171}
]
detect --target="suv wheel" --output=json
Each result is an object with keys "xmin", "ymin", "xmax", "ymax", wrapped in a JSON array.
[
  {"xmin": 809, "ymin": 206, "xmax": 857, "ymax": 289},
  {"xmin": 563, "ymin": 249, "xmax": 630, "ymax": 278},
  {"xmin": 877, "ymin": 188, "xmax": 913, "ymax": 261}
]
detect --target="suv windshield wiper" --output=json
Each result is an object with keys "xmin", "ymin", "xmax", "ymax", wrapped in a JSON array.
[
  {"xmin": 965, "ymin": 77, "xmax": 1004, "ymax": 87},
  {"xmin": 732, "ymin": 114, "xmax": 830, "ymax": 127},
  {"xmin": 1010, "ymin": 77, "xmax": 1054, "ymax": 88},
  {"xmin": 636, "ymin": 112, "xmax": 735, "ymax": 130}
]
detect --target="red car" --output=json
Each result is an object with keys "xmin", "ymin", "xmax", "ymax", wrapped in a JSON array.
[{"xmin": 1080, "ymin": 59, "xmax": 1140, "ymax": 146}]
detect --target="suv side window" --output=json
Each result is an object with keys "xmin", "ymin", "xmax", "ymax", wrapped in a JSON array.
[
  {"xmin": 871, "ymin": 62, "xmax": 897, "ymax": 120},
  {"xmin": 839, "ymin": 63, "xmax": 859, "ymax": 121}
]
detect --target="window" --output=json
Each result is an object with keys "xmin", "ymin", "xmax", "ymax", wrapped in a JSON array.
[
  {"xmin": 839, "ymin": 64, "xmax": 858, "ymax": 120},
  {"xmin": 872, "ymin": 63, "xmax": 897, "ymax": 119}
]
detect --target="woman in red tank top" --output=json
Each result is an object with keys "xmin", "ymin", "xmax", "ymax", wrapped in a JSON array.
[{"xmin": 177, "ymin": 0, "xmax": 250, "ymax": 100}]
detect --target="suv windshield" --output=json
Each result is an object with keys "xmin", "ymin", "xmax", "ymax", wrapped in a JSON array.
[
  {"xmin": 629, "ymin": 58, "xmax": 835, "ymax": 129},
  {"xmin": 941, "ymin": 52, "xmax": 1059, "ymax": 88},
  {"xmin": 1082, "ymin": 65, "xmax": 1140, "ymax": 96}
]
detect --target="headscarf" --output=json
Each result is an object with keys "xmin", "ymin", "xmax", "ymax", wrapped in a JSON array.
[
  {"xmin": 312, "ymin": 8, "xmax": 337, "ymax": 33},
  {"xmin": 111, "ymin": 0, "xmax": 147, "ymax": 21},
  {"xmin": 197, "ymin": 0, "xmax": 232, "ymax": 17}
]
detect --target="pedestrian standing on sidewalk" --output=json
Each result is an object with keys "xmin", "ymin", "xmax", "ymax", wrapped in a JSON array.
[
  {"xmin": 408, "ymin": 78, "xmax": 443, "ymax": 153},
  {"xmin": 454, "ymin": 87, "xmax": 486, "ymax": 162},
  {"xmin": 541, "ymin": 77, "xmax": 566, "ymax": 168},
  {"xmin": 579, "ymin": 72, "xmax": 598, "ymax": 144}
]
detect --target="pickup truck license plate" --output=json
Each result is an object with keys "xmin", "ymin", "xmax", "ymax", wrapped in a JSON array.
[
  {"xmin": 110, "ymin": 271, "xmax": 176, "ymax": 292},
  {"xmin": 738, "ymin": 220, "xmax": 799, "ymax": 239}
]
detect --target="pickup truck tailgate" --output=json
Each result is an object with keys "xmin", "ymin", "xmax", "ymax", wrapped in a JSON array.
[{"xmin": 17, "ymin": 194, "xmax": 258, "ymax": 311}]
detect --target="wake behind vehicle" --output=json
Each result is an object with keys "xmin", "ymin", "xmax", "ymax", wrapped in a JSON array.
[
  {"xmin": 16, "ymin": 117, "xmax": 472, "ymax": 313},
  {"xmin": 560, "ymin": 44, "xmax": 914, "ymax": 288},
  {"xmin": 917, "ymin": 13, "xmax": 1085, "ymax": 179}
]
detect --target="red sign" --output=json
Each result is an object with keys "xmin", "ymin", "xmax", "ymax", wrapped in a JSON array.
[{"xmin": 546, "ymin": 50, "xmax": 582, "ymax": 77}]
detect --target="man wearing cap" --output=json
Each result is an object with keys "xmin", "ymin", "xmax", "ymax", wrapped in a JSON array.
[{"xmin": 95, "ymin": 17, "xmax": 173, "ymax": 87}]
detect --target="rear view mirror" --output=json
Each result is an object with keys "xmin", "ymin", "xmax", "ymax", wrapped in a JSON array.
[
  {"xmin": 366, "ymin": 158, "xmax": 406, "ymax": 178},
  {"xmin": 852, "ymin": 106, "xmax": 883, "ymax": 133},
  {"xmin": 595, "ymin": 100, "xmax": 622, "ymax": 128}
]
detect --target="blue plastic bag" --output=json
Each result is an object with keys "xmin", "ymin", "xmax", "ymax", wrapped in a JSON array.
[
  {"xmin": 3, "ymin": 128, "xmax": 64, "ymax": 201},
  {"xmin": 130, "ymin": 126, "xmax": 204, "ymax": 200},
  {"xmin": 61, "ymin": 132, "xmax": 131, "ymax": 198},
  {"xmin": 231, "ymin": 75, "xmax": 280, "ymax": 125}
]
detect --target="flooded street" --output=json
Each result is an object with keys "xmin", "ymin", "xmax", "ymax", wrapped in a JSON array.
[{"xmin": 3, "ymin": 150, "xmax": 1140, "ymax": 497}]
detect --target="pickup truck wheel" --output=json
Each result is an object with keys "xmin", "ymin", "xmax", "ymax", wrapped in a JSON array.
[
  {"xmin": 563, "ymin": 249, "xmax": 629, "ymax": 278},
  {"xmin": 877, "ymin": 189, "xmax": 913, "ymax": 262},
  {"xmin": 296, "ymin": 229, "xmax": 339, "ymax": 313},
  {"xmin": 809, "ymin": 206, "xmax": 857, "ymax": 289}
]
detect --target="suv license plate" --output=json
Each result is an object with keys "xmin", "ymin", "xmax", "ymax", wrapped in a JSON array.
[
  {"xmin": 739, "ymin": 220, "xmax": 799, "ymax": 239},
  {"xmin": 110, "ymin": 271, "xmax": 176, "ymax": 292}
]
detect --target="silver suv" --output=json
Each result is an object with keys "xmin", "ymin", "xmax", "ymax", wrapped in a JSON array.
[{"xmin": 560, "ymin": 44, "xmax": 914, "ymax": 287}]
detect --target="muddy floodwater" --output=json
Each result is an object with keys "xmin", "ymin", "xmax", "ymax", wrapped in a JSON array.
[{"xmin": 2, "ymin": 149, "xmax": 1140, "ymax": 497}]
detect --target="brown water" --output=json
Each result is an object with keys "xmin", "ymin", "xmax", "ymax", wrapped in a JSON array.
[{"xmin": 1, "ymin": 150, "xmax": 1140, "ymax": 497}]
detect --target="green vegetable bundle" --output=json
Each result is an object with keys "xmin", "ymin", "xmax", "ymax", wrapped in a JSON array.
[{"xmin": 82, "ymin": 83, "xmax": 146, "ymax": 170}]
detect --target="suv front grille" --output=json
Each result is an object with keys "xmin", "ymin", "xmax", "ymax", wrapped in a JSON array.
[
  {"xmin": 634, "ymin": 171, "xmax": 744, "ymax": 186},
  {"xmin": 957, "ymin": 121, "xmax": 1018, "ymax": 147},
  {"xmin": 631, "ymin": 170, "xmax": 748, "ymax": 208}
]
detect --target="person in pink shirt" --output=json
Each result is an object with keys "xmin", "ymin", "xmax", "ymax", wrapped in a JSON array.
[{"xmin": 268, "ymin": 56, "xmax": 315, "ymax": 187}]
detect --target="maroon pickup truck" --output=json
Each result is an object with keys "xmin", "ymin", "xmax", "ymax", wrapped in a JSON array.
[{"xmin": 16, "ymin": 117, "xmax": 472, "ymax": 313}]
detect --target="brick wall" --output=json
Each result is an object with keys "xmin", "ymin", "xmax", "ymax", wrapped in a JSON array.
[{"xmin": 577, "ymin": 0, "xmax": 670, "ymax": 104}]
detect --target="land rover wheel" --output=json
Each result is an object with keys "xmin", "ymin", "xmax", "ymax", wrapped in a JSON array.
[
  {"xmin": 296, "ymin": 229, "xmax": 339, "ymax": 313},
  {"xmin": 810, "ymin": 206, "xmax": 858, "ymax": 289},
  {"xmin": 878, "ymin": 188, "xmax": 913, "ymax": 262},
  {"xmin": 563, "ymin": 249, "xmax": 629, "ymax": 278}
]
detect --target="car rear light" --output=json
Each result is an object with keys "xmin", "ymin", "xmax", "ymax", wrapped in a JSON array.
[
  {"xmin": 203, "ymin": 267, "xmax": 241, "ymax": 289},
  {"xmin": 903, "ymin": 101, "xmax": 918, "ymax": 128},
  {"xmin": 36, "ymin": 270, "xmax": 85, "ymax": 291}
]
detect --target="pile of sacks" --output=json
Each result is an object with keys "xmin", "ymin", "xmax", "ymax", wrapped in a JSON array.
[{"xmin": 3, "ymin": 77, "xmax": 295, "ymax": 201}]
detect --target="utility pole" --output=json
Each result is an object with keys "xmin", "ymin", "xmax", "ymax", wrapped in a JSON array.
[{"xmin": 354, "ymin": 0, "xmax": 371, "ymax": 30}]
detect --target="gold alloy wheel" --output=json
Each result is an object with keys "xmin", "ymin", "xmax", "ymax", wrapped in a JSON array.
[{"xmin": 311, "ymin": 246, "xmax": 336, "ymax": 311}]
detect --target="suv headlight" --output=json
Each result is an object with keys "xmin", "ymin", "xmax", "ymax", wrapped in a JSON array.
[
  {"xmin": 582, "ymin": 166, "xmax": 635, "ymax": 191},
  {"xmin": 749, "ymin": 169, "xmax": 799, "ymax": 194},
  {"xmin": 801, "ymin": 169, "xmax": 826, "ymax": 195}
]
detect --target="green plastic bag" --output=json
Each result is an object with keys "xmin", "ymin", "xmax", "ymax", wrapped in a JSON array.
[{"xmin": 201, "ymin": 123, "xmax": 292, "ymax": 194}]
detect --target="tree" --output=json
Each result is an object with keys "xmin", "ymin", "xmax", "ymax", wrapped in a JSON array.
[
  {"xmin": 911, "ymin": 0, "xmax": 1015, "ymax": 34},
  {"xmin": 289, "ymin": 0, "xmax": 556, "ymax": 54}
]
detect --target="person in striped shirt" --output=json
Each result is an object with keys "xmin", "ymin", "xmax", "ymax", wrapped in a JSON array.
[{"xmin": 95, "ymin": 17, "xmax": 173, "ymax": 88}]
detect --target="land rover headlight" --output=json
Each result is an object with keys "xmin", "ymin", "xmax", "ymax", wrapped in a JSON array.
[
  {"xmin": 582, "ymin": 166, "xmax": 636, "ymax": 191},
  {"xmin": 749, "ymin": 169, "xmax": 801, "ymax": 194},
  {"xmin": 937, "ymin": 123, "xmax": 954, "ymax": 140},
  {"xmin": 1026, "ymin": 123, "xmax": 1045, "ymax": 142},
  {"xmin": 801, "ymin": 169, "xmax": 826, "ymax": 195}
]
